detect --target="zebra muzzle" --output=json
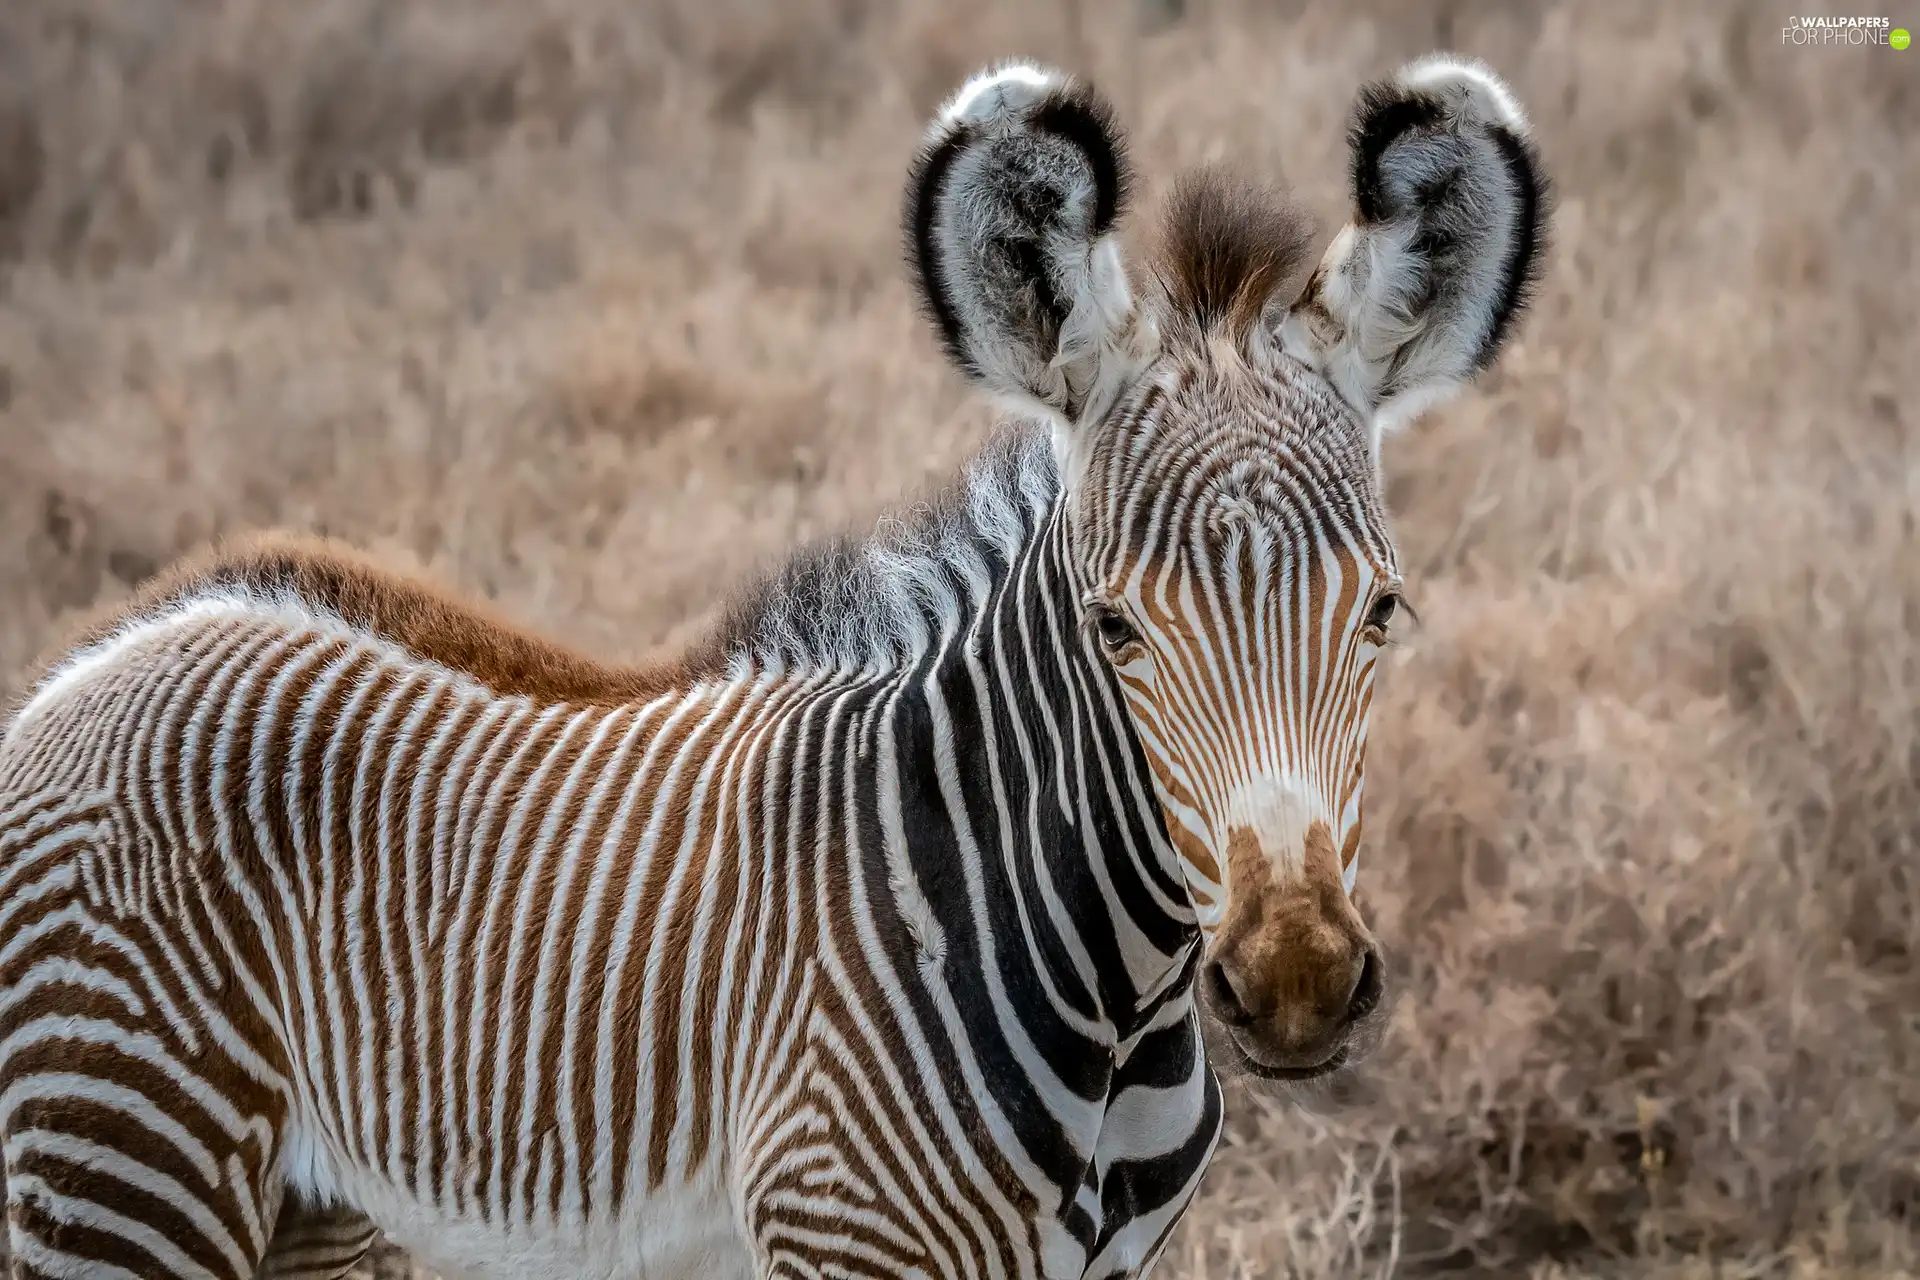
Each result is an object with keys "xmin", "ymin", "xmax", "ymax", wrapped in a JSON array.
[{"xmin": 1199, "ymin": 820, "xmax": 1383, "ymax": 1078}]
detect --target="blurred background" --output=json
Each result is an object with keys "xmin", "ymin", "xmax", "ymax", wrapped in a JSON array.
[{"xmin": 1, "ymin": 0, "xmax": 1915, "ymax": 1275}]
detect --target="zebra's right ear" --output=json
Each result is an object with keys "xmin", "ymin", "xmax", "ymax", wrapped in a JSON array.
[{"xmin": 905, "ymin": 64, "xmax": 1156, "ymax": 451}]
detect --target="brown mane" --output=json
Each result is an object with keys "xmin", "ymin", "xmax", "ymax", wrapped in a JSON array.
[
  {"xmin": 1151, "ymin": 167, "xmax": 1317, "ymax": 346},
  {"xmin": 49, "ymin": 533, "xmax": 688, "ymax": 707}
]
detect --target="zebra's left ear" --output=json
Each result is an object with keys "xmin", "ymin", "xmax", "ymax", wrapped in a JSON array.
[
  {"xmin": 905, "ymin": 63, "xmax": 1156, "ymax": 461},
  {"xmin": 1279, "ymin": 55, "xmax": 1550, "ymax": 442}
]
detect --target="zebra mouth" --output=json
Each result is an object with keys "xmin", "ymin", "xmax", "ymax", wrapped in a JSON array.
[{"xmin": 1214, "ymin": 1036, "xmax": 1351, "ymax": 1082}]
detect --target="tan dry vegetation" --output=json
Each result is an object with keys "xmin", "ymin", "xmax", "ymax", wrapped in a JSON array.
[{"xmin": 0, "ymin": 0, "xmax": 1915, "ymax": 1276}]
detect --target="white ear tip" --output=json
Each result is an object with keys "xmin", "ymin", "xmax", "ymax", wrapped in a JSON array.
[
  {"xmin": 941, "ymin": 61, "xmax": 1066, "ymax": 128},
  {"xmin": 1395, "ymin": 54, "xmax": 1528, "ymax": 136}
]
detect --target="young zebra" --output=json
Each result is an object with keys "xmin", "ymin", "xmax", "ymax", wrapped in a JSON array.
[{"xmin": 0, "ymin": 54, "xmax": 1546, "ymax": 1280}]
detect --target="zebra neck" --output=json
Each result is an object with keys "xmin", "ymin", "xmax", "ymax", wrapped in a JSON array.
[
  {"xmin": 869, "ymin": 498, "xmax": 1198, "ymax": 1046},
  {"xmin": 700, "ymin": 423, "xmax": 1199, "ymax": 1037}
]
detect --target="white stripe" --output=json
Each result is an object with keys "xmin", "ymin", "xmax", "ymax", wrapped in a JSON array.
[{"xmin": 8, "ymin": 1130, "xmax": 253, "ymax": 1276}]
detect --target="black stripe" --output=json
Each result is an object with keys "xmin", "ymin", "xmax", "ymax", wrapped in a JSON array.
[
  {"xmin": 904, "ymin": 124, "xmax": 979, "ymax": 377},
  {"xmin": 1474, "ymin": 124, "xmax": 1550, "ymax": 372},
  {"xmin": 1029, "ymin": 85, "xmax": 1131, "ymax": 237},
  {"xmin": 1348, "ymin": 83, "xmax": 1445, "ymax": 224}
]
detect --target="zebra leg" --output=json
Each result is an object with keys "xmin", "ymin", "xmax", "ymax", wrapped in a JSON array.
[{"xmin": 253, "ymin": 1196, "xmax": 379, "ymax": 1280}]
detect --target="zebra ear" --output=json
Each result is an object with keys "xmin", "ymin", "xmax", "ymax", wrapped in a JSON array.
[
  {"xmin": 1279, "ymin": 55, "xmax": 1549, "ymax": 440},
  {"xmin": 905, "ymin": 63, "xmax": 1156, "ymax": 447}
]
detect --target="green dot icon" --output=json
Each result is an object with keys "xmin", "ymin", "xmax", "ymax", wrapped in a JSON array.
[{"xmin": 1894, "ymin": 27, "xmax": 1912, "ymax": 50}]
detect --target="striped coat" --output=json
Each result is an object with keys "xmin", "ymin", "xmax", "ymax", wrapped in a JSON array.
[
  {"xmin": 0, "ymin": 52, "xmax": 1545, "ymax": 1280},
  {"xmin": 0, "ymin": 432, "xmax": 1216, "ymax": 1279}
]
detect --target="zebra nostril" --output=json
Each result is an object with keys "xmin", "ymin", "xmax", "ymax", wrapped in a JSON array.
[
  {"xmin": 1346, "ymin": 949, "xmax": 1384, "ymax": 1023},
  {"xmin": 1202, "ymin": 961, "xmax": 1253, "ymax": 1026}
]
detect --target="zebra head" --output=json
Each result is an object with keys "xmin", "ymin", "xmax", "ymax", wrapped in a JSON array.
[{"xmin": 907, "ymin": 58, "xmax": 1547, "ymax": 1079}]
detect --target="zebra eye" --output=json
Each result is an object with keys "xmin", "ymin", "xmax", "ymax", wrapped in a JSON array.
[
  {"xmin": 1091, "ymin": 607, "xmax": 1142, "ymax": 657},
  {"xmin": 1365, "ymin": 592, "xmax": 1399, "ymax": 636}
]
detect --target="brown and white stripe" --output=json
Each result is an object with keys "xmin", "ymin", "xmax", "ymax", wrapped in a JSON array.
[{"xmin": 0, "ymin": 52, "xmax": 1545, "ymax": 1280}]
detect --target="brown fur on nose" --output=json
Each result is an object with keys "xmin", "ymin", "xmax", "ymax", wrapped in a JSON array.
[{"xmin": 1205, "ymin": 820, "xmax": 1376, "ymax": 1067}]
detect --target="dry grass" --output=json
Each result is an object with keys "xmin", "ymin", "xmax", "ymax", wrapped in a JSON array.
[{"xmin": 1, "ymin": 0, "xmax": 1915, "ymax": 1275}]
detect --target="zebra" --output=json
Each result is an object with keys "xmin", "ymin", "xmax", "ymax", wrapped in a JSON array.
[{"xmin": 0, "ymin": 52, "xmax": 1546, "ymax": 1280}]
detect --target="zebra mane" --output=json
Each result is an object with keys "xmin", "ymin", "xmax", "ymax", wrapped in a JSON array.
[
  {"xmin": 690, "ymin": 423, "xmax": 1062, "ymax": 678},
  {"xmin": 11, "ymin": 533, "xmax": 685, "ymax": 725},
  {"xmin": 1152, "ymin": 167, "xmax": 1316, "ymax": 347}
]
